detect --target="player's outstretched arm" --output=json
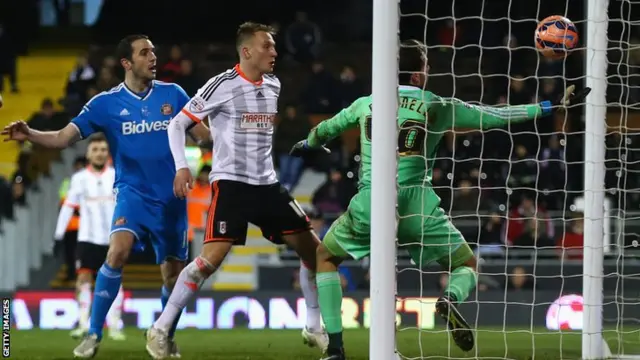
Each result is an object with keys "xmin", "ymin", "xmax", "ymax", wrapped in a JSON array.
[
  {"xmin": 291, "ymin": 98, "xmax": 363, "ymax": 156},
  {"xmin": 438, "ymin": 85, "xmax": 591, "ymax": 130},
  {"xmin": 1, "ymin": 121, "xmax": 81, "ymax": 148}
]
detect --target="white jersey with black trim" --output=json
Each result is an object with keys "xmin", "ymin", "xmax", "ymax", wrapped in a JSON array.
[
  {"xmin": 180, "ymin": 65, "xmax": 280, "ymax": 186},
  {"xmin": 55, "ymin": 167, "xmax": 115, "ymax": 245}
]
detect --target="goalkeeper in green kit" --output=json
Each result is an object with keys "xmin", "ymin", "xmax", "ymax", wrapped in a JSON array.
[{"xmin": 290, "ymin": 40, "xmax": 590, "ymax": 360}]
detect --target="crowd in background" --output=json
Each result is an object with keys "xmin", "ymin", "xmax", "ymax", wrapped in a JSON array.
[{"xmin": 3, "ymin": 11, "xmax": 640, "ymax": 276}]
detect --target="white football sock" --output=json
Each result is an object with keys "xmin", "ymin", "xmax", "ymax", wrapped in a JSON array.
[
  {"xmin": 107, "ymin": 285, "xmax": 124, "ymax": 330},
  {"xmin": 154, "ymin": 257, "xmax": 214, "ymax": 332},
  {"xmin": 299, "ymin": 263, "xmax": 322, "ymax": 331},
  {"xmin": 77, "ymin": 282, "xmax": 92, "ymax": 329}
]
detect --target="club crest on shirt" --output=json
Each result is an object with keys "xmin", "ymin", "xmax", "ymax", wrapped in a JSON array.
[
  {"xmin": 114, "ymin": 217, "xmax": 127, "ymax": 226},
  {"xmin": 161, "ymin": 104, "xmax": 173, "ymax": 115},
  {"xmin": 218, "ymin": 221, "xmax": 227, "ymax": 234},
  {"xmin": 190, "ymin": 97, "xmax": 205, "ymax": 112}
]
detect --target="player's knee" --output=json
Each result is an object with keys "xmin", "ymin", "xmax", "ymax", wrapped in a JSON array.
[
  {"xmin": 201, "ymin": 241, "xmax": 232, "ymax": 269},
  {"xmin": 105, "ymin": 231, "xmax": 135, "ymax": 268},
  {"xmin": 316, "ymin": 243, "xmax": 334, "ymax": 263},
  {"xmin": 186, "ymin": 256, "xmax": 216, "ymax": 283}
]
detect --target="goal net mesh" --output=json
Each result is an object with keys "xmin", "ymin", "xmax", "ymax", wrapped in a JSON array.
[{"xmin": 394, "ymin": 0, "xmax": 640, "ymax": 358}]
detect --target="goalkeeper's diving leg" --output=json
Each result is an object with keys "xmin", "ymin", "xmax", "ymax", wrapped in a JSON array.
[
  {"xmin": 315, "ymin": 233, "xmax": 348, "ymax": 360},
  {"xmin": 434, "ymin": 246, "xmax": 478, "ymax": 352}
]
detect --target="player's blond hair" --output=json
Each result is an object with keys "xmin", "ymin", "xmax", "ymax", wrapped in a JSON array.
[{"xmin": 236, "ymin": 22, "xmax": 276, "ymax": 49}]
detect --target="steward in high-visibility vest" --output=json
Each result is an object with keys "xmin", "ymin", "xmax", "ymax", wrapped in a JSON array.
[{"xmin": 187, "ymin": 165, "xmax": 212, "ymax": 242}]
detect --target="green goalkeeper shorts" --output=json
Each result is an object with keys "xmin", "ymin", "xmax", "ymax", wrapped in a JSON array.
[{"xmin": 323, "ymin": 186, "xmax": 473, "ymax": 268}]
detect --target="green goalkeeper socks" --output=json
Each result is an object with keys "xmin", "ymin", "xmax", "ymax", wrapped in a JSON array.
[
  {"xmin": 445, "ymin": 266, "xmax": 478, "ymax": 303},
  {"xmin": 316, "ymin": 271, "xmax": 344, "ymax": 347}
]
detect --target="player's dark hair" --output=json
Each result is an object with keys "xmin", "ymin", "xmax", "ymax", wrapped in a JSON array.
[
  {"xmin": 88, "ymin": 133, "xmax": 107, "ymax": 144},
  {"xmin": 398, "ymin": 40, "xmax": 427, "ymax": 85},
  {"xmin": 236, "ymin": 22, "xmax": 276, "ymax": 49},
  {"xmin": 116, "ymin": 34, "xmax": 150, "ymax": 61}
]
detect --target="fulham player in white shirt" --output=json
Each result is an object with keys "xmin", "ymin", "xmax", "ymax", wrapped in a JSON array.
[
  {"xmin": 146, "ymin": 22, "xmax": 327, "ymax": 359},
  {"xmin": 54, "ymin": 135, "xmax": 125, "ymax": 341}
]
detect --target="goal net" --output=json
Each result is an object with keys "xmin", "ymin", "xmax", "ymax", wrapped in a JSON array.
[{"xmin": 370, "ymin": 0, "xmax": 640, "ymax": 359}]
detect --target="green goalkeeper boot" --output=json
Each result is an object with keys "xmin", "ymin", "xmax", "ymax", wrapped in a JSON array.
[{"xmin": 435, "ymin": 295, "xmax": 475, "ymax": 352}]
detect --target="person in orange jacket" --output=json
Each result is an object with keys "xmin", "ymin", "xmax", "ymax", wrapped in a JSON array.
[{"xmin": 187, "ymin": 165, "xmax": 212, "ymax": 246}]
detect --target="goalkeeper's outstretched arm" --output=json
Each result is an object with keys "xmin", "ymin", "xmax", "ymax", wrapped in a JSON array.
[
  {"xmin": 306, "ymin": 98, "xmax": 363, "ymax": 147},
  {"xmin": 434, "ymin": 96, "xmax": 551, "ymax": 130}
]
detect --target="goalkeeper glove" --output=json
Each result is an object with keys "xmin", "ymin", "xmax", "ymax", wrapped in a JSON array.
[
  {"xmin": 540, "ymin": 84, "xmax": 592, "ymax": 115},
  {"xmin": 289, "ymin": 139, "xmax": 331, "ymax": 157}
]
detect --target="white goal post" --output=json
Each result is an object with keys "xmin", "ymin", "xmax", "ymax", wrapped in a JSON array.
[
  {"xmin": 369, "ymin": 0, "xmax": 640, "ymax": 359},
  {"xmin": 369, "ymin": 0, "xmax": 399, "ymax": 359}
]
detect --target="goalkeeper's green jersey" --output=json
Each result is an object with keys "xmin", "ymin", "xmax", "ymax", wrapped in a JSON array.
[{"xmin": 306, "ymin": 85, "xmax": 548, "ymax": 189}]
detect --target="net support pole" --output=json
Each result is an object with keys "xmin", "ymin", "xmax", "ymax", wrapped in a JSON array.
[
  {"xmin": 369, "ymin": 0, "xmax": 399, "ymax": 359},
  {"xmin": 582, "ymin": 0, "xmax": 609, "ymax": 358}
]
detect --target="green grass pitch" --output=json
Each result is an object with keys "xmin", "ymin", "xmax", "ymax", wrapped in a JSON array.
[{"xmin": 6, "ymin": 327, "xmax": 640, "ymax": 359}]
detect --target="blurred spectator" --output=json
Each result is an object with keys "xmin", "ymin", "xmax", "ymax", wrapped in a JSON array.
[
  {"xmin": 504, "ymin": 145, "xmax": 538, "ymax": 191},
  {"xmin": 302, "ymin": 61, "xmax": 337, "ymax": 114},
  {"xmin": 436, "ymin": 19, "xmax": 462, "ymax": 48},
  {"xmin": 187, "ymin": 165, "xmax": 212, "ymax": 244},
  {"xmin": 65, "ymin": 53, "xmax": 96, "ymax": 105},
  {"xmin": 96, "ymin": 66, "xmax": 119, "ymax": 91},
  {"xmin": 175, "ymin": 59, "xmax": 199, "ymax": 96},
  {"xmin": 308, "ymin": 208, "xmax": 328, "ymax": 239},
  {"xmin": 0, "ymin": 23, "xmax": 18, "ymax": 93},
  {"xmin": 11, "ymin": 176, "xmax": 26, "ymax": 206},
  {"xmin": 336, "ymin": 65, "xmax": 364, "ymax": 109},
  {"xmin": 537, "ymin": 56, "xmax": 564, "ymax": 79},
  {"xmin": 539, "ymin": 135, "xmax": 566, "ymax": 210},
  {"xmin": 448, "ymin": 179, "xmax": 487, "ymax": 213},
  {"xmin": 492, "ymin": 36, "xmax": 531, "ymax": 82},
  {"xmin": 27, "ymin": 98, "xmax": 68, "ymax": 132},
  {"xmin": 284, "ymin": 11, "xmax": 322, "ymax": 63},
  {"xmin": 557, "ymin": 214, "xmax": 584, "ymax": 260},
  {"xmin": 160, "ymin": 45, "xmax": 183, "ymax": 82},
  {"xmin": 203, "ymin": 43, "xmax": 229, "ymax": 63},
  {"xmin": 275, "ymin": 105, "xmax": 310, "ymax": 191},
  {"xmin": 101, "ymin": 56, "xmax": 117, "ymax": 72},
  {"xmin": 539, "ymin": 78, "xmax": 560, "ymax": 104},
  {"xmin": 11, "ymin": 152, "xmax": 33, "ymax": 189},
  {"xmin": 506, "ymin": 267, "xmax": 535, "ymax": 290},
  {"xmin": 498, "ymin": 75, "xmax": 535, "ymax": 105},
  {"xmin": 0, "ymin": 175, "xmax": 13, "ymax": 219},
  {"xmin": 506, "ymin": 193, "xmax": 554, "ymax": 247},
  {"xmin": 312, "ymin": 168, "xmax": 353, "ymax": 218},
  {"xmin": 477, "ymin": 207, "xmax": 505, "ymax": 256}
]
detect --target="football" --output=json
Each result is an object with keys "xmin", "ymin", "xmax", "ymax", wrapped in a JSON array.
[{"xmin": 535, "ymin": 15, "xmax": 579, "ymax": 59}]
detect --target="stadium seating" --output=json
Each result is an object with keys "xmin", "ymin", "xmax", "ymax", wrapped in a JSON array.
[{"xmin": 0, "ymin": 54, "xmax": 76, "ymax": 178}]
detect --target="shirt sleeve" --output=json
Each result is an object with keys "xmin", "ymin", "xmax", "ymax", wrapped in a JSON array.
[
  {"xmin": 174, "ymin": 84, "xmax": 191, "ymax": 110},
  {"xmin": 180, "ymin": 75, "xmax": 235, "ymax": 123},
  {"xmin": 54, "ymin": 174, "xmax": 82, "ymax": 240},
  {"xmin": 431, "ymin": 96, "xmax": 550, "ymax": 130},
  {"xmin": 307, "ymin": 98, "xmax": 363, "ymax": 147},
  {"xmin": 70, "ymin": 94, "xmax": 104, "ymax": 139},
  {"xmin": 63, "ymin": 173, "xmax": 83, "ymax": 207}
]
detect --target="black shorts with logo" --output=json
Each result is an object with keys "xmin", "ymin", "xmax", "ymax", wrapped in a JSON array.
[
  {"xmin": 76, "ymin": 242, "xmax": 109, "ymax": 274},
  {"xmin": 203, "ymin": 180, "xmax": 311, "ymax": 245}
]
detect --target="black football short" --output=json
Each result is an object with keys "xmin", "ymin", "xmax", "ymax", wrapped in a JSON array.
[
  {"xmin": 75, "ymin": 241, "xmax": 109, "ymax": 274},
  {"xmin": 203, "ymin": 180, "xmax": 311, "ymax": 245}
]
